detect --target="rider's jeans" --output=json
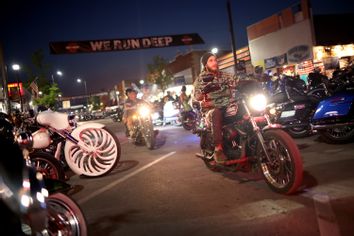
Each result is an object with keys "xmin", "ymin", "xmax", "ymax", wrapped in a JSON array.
[{"xmin": 211, "ymin": 107, "xmax": 223, "ymax": 146}]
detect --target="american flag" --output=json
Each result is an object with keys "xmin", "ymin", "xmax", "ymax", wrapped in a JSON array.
[
  {"xmin": 297, "ymin": 60, "xmax": 314, "ymax": 75},
  {"xmin": 29, "ymin": 81, "xmax": 38, "ymax": 95}
]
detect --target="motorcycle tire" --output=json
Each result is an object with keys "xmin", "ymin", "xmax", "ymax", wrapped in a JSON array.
[
  {"xmin": 65, "ymin": 127, "xmax": 121, "ymax": 177},
  {"xmin": 30, "ymin": 152, "xmax": 66, "ymax": 181},
  {"xmin": 319, "ymin": 126, "xmax": 354, "ymax": 144},
  {"xmin": 141, "ymin": 119, "xmax": 155, "ymax": 150},
  {"xmin": 286, "ymin": 126, "xmax": 311, "ymax": 138},
  {"xmin": 182, "ymin": 112, "xmax": 196, "ymax": 131},
  {"xmin": 259, "ymin": 129, "xmax": 303, "ymax": 194},
  {"xmin": 46, "ymin": 193, "xmax": 87, "ymax": 236}
]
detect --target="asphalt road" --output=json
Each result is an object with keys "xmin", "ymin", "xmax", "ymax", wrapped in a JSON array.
[{"xmin": 68, "ymin": 118, "xmax": 354, "ymax": 236}]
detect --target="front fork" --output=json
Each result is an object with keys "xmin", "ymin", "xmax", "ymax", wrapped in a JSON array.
[
  {"xmin": 241, "ymin": 100, "xmax": 271, "ymax": 162},
  {"xmin": 54, "ymin": 129, "xmax": 92, "ymax": 153}
]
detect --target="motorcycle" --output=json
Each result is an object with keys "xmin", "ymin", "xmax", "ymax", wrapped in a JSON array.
[
  {"xmin": 1, "ymin": 112, "xmax": 67, "ymax": 181},
  {"xmin": 266, "ymin": 75, "xmax": 327, "ymax": 138},
  {"xmin": 195, "ymin": 79, "xmax": 303, "ymax": 194},
  {"xmin": 130, "ymin": 103, "xmax": 156, "ymax": 149},
  {"xmin": 311, "ymin": 64, "xmax": 354, "ymax": 143},
  {"xmin": 269, "ymin": 64, "xmax": 354, "ymax": 143},
  {"xmin": 110, "ymin": 107, "xmax": 124, "ymax": 122},
  {"xmin": 0, "ymin": 123, "xmax": 87, "ymax": 235},
  {"xmin": 22, "ymin": 110, "xmax": 121, "ymax": 177}
]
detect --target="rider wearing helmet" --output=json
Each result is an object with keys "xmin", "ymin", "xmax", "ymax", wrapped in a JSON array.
[{"xmin": 193, "ymin": 52, "xmax": 239, "ymax": 164}]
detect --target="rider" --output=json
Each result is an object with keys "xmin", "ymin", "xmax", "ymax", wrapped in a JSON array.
[
  {"xmin": 123, "ymin": 88, "xmax": 143, "ymax": 138},
  {"xmin": 193, "ymin": 52, "xmax": 238, "ymax": 164},
  {"xmin": 123, "ymin": 88, "xmax": 158, "ymax": 138},
  {"xmin": 179, "ymin": 85, "xmax": 192, "ymax": 111}
]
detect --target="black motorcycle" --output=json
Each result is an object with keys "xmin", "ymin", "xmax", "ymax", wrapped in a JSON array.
[
  {"xmin": 110, "ymin": 107, "xmax": 124, "ymax": 122},
  {"xmin": 196, "ymin": 79, "xmax": 303, "ymax": 194},
  {"xmin": 130, "ymin": 103, "xmax": 156, "ymax": 149},
  {"xmin": 266, "ymin": 76, "xmax": 328, "ymax": 138}
]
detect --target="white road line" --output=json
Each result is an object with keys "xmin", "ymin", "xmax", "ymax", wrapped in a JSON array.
[
  {"xmin": 77, "ymin": 151, "xmax": 176, "ymax": 205},
  {"xmin": 313, "ymin": 193, "xmax": 341, "ymax": 236}
]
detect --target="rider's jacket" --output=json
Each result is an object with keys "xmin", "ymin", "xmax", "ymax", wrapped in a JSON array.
[
  {"xmin": 193, "ymin": 70, "xmax": 238, "ymax": 109},
  {"xmin": 123, "ymin": 98, "xmax": 143, "ymax": 119}
]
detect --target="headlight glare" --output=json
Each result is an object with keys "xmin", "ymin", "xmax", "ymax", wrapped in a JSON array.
[{"xmin": 249, "ymin": 94, "xmax": 267, "ymax": 112}]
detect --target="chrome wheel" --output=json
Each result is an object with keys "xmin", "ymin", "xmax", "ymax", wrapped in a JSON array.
[
  {"xmin": 46, "ymin": 193, "xmax": 87, "ymax": 236},
  {"xmin": 65, "ymin": 127, "xmax": 120, "ymax": 177}
]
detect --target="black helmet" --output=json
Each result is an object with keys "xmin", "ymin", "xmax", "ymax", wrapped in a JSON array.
[{"xmin": 125, "ymin": 87, "xmax": 137, "ymax": 96}]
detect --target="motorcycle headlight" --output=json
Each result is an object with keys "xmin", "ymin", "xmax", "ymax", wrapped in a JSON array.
[
  {"xmin": 138, "ymin": 106, "xmax": 151, "ymax": 117},
  {"xmin": 249, "ymin": 94, "xmax": 267, "ymax": 112}
]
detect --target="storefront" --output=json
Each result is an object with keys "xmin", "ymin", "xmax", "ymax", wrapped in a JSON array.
[{"xmin": 313, "ymin": 44, "xmax": 354, "ymax": 78}]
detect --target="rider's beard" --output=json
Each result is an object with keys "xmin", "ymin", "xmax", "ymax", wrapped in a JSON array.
[{"xmin": 206, "ymin": 64, "xmax": 219, "ymax": 74}]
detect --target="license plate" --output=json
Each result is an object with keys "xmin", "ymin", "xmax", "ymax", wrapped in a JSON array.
[{"xmin": 280, "ymin": 110, "xmax": 295, "ymax": 118}]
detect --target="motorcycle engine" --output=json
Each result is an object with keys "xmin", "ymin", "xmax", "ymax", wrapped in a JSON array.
[{"xmin": 223, "ymin": 124, "xmax": 238, "ymax": 141}]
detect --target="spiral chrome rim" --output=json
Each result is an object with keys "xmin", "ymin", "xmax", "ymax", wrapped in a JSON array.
[{"xmin": 68, "ymin": 128, "xmax": 118, "ymax": 176}]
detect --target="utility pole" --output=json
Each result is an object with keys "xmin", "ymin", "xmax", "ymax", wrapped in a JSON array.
[
  {"xmin": 227, "ymin": 0, "xmax": 238, "ymax": 74},
  {"xmin": 0, "ymin": 43, "xmax": 11, "ymax": 114}
]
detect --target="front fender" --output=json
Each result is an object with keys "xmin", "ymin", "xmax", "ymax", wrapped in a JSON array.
[{"xmin": 70, "ymin": 122, "xmax": 105, "ymax": 139}]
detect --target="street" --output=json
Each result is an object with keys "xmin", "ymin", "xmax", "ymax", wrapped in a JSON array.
[{"xmin": 67, "ymin": 119, "xmax": 354, "ymax": 236}]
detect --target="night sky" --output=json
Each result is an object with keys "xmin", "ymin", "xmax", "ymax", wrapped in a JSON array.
[{"xmin": 1, "ymin": 0, "xmax": 353, "ymax": 96}]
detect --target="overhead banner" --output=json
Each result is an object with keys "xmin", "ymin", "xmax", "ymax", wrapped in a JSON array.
[{"xmin": 49, "ymin": 33, "xmax": 204, "ymax": 54}]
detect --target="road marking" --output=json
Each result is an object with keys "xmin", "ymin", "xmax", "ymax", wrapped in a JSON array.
[
  {"xmin": 313, "ymin": 194, "xmax": 341, "ymax": 236},
  {"xmin": 77, "ymin": 151, "xmax": 176, "ymax": 205}
]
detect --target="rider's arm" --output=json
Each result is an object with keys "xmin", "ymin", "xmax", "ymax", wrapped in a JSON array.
[{"xmin": 193, "ymin": 76, "xmax": 205, "ymax": 101}]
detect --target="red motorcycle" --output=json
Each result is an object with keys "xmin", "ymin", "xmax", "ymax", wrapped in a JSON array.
[{"xmin": 195, "ymin": 79, "xmax": 303, "ymax": 194}]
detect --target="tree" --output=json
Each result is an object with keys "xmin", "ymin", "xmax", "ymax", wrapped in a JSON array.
[
  {"xmin": 89, "ymin": 96, "xmax": 101, "ymax": 110},
  {"xmin": 146, "ymin": 56, "xmax": 173, "ymax": 92},
  {"xmin": 34, "ymin": 83, "xmax": 60, "ymax": 109},
  {"xmin": 24, "ymin": 49, "xmax": 51, "ymax": 89}
]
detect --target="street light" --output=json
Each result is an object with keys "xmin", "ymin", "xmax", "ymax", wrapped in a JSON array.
[
  {"xmin": 11, "ymin": 63, "xmax": 23, "ymax": 112},
  {"xmin": 77, "ymin": 78, "xmax": 89, "ymax": 106},
  {"xmin": 211, "ymin": 47, "xmax": 218, "ymax": 54},
  {"xmin": 51, "ymin": 70, "xmax": 63, "ymax": 84},
  {"xmin": 139, "ymin": 79, "xmax": 144, "ymax": 85},
  {"xmin": 12, "ymin": 64, "xmax": 20, "ymax": 71}
]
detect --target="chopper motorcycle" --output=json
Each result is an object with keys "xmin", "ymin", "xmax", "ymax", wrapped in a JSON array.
[
  {"xmin": 20, "ymin": 110, "xmax": 121, "ymax": 177},
  {"xmin": 195, "ymin": 79, "xmax": 303, "ymax": 194}
]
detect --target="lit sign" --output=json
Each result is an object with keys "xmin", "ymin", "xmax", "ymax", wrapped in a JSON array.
[{"xmin": 7, "ymin": 83, "xmax": 24, "ymax": 96}]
